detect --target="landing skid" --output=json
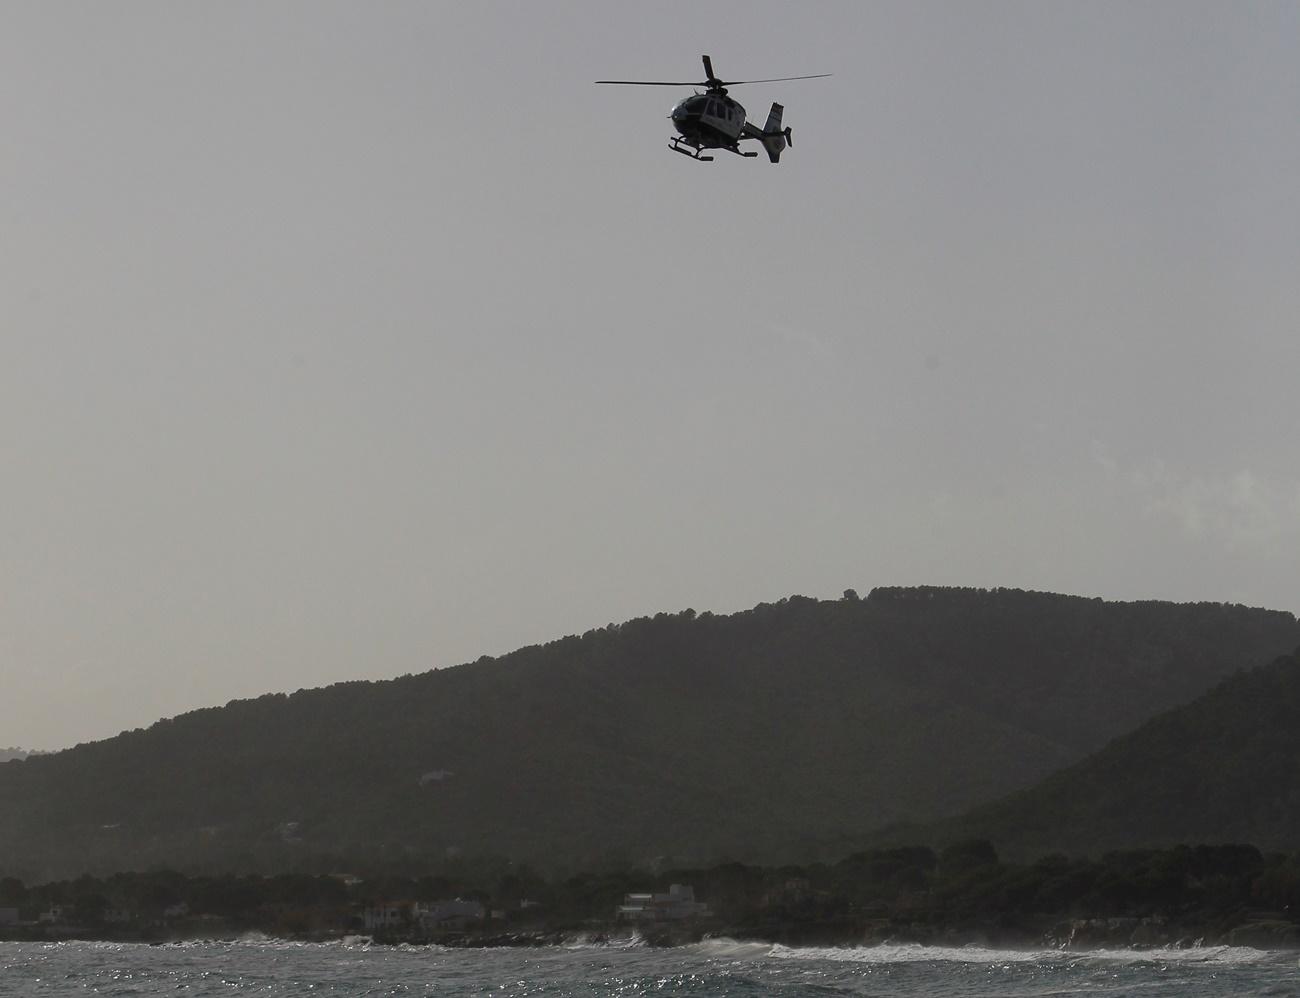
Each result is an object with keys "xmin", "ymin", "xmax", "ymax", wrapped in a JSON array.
[
  {"xmin": 669, "ymin": 136, "xmax": 713, "ymax": 161},
  {"xmin": 668, "ymin": 136, "xmax": 761, "ymax": 162}
]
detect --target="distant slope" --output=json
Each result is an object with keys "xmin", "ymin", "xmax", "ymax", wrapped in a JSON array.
[
  {"xmin": 1, "ymin": 588, "xmax": 1297, "ymax": 880},
  {"xmin": 0, "ymin": 748, "xmax": 29, "ymax": 764},
  {"xmin": 912, "ymin": 646, "xmax": 1300, "ymax": 860}
]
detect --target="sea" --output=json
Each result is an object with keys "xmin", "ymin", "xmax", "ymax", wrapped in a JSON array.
[{"xmin": 1, "ymin": 937, "xmax": 1297, "ymax": 997}]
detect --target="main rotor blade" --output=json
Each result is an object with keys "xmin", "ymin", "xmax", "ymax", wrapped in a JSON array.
[
  {"xmin": 595, "ymin": 79, "xmax": 703, "ymax": 87},
  {"xmin": 702, "ymin": 55, "xmax": 715, "ymax": 81},
  {"xmin": 723, "ymin": 73, "xmax": 833, "ymax": 85}
]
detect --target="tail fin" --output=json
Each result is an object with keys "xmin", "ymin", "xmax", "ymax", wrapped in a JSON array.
[{"xmin": 759, "ymin": 103, "xmax": 787, "ymax": 163}]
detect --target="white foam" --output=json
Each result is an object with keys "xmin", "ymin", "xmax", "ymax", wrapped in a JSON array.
[
  {"xmin": 1078, "ymin": 944, "xmax": 1273, "ymax": 966},
  {"xmin": 562, "ymin": 931, "xmax": 646, "ymax": 950},
  {"xmin": 770, "ymin": 942, "xmax": 1047, "ymax": 964},
  {"xmin": 767, "ymin": 941, "xmax": 1278, "ymax": 967},
  {"xmin": 688, "ymin": 937, "xmax": 776, "ymax": 960}
]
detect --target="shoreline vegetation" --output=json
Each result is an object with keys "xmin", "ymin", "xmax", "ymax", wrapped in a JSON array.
[{"xmin": 3, "ymin": 841, "xmax": 1300, "ymax": 951}]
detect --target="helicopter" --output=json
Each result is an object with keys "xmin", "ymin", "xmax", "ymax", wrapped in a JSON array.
[{"xmin": 597, "ymin": 55, "xmax": 830, "ymax": 163}]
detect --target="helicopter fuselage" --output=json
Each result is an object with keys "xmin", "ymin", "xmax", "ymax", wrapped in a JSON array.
[{"xmin": 670, "ymin": 92, "xmax": 746, "ymax": 148}]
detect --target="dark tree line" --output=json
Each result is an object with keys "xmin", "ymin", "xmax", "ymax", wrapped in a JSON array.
[{"xmin": 5, "ymin": 841, "xmax": 1300, "ymax": 946}]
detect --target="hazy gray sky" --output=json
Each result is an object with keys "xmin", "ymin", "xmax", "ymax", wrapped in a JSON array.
[{"xmin": 3, "ymin": 2, "xmax": 1298, "ymax": 750}]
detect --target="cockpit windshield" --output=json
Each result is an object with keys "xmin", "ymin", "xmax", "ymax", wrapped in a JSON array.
[{"xmin": 671, "ymin": 95, "xmax": 707, "ymax": 119}]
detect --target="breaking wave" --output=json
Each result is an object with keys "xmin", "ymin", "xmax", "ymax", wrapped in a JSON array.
[
  {"xmin": 766, "ymin": 940, "xmax": 1277, "ymax": 967},
  {"xmin": 687, "ymin": 937, "xmax": 776, "ymax": 959}
]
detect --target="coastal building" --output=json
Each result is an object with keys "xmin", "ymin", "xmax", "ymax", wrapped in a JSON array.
[
  {"xmin": 418, "ymin": 769, "xmax": 454, "ymax": 786},
  {"xmin": 363, "ymin": 902, "xmax": 411, "ymax": 931},
  {"xmin": 763, "ymin": 877, "xmax": 813, "ymax": 907},
  {"xmin": 618, "ymin": 884, "xmax": 709, "ymax": 922},
  {"xmin": 620, "ymin": 892, "xmax": 654, "ymax": 918},
  {"xmin": 38, "ymin": 905, "xmax": 66, "ymax": 924},
  {"xmin": 361, "ymin": 899, "xmax": 484, "ymax": 932},
  {"xmin": 415, "ymin": 899, "xmax": 485, "ymax": 930}
]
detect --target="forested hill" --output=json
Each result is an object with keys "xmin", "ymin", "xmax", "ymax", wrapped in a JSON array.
[
  {"xmin": 1, "ymin": 588, "xmax": 1297, "ymax": 881},
  {"xmin": 908, "ymin": 646, "xmax": 1300, "ymax": 860},
  {"xmin": 0, "ymin": 748, "xmax": 30, "ymax": 764}
]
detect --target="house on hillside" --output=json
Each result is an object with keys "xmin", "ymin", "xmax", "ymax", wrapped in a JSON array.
[
  {"xmin": 763, "ymin": 877, "xmax": 813, "ymax": 906},
  {"xmin": 363, "ymin": 902, "xmax": 411, "ymax": 931},
  {"xmin": 618, "ymin": 884, "xmax": 709, "ymax": 922},
  {"xmin": 416, "ymin": 899, "xmax": 484, "ymax": 930},
  {"xmin": 163, "ymin": 902, "xmax": 189, "ymax": 921}
]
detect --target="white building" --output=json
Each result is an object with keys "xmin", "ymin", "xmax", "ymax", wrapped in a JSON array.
[
  {"xmin": 363, "ymin": 902, "xmax": 411, "ymax": 931},
  {"xmin": 416, "ymin": 899, "xmax": 485, "ymax": 930},
  {"xmin": 618, "ymin": 884, "xmax": 709, "ymax": 922}
]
